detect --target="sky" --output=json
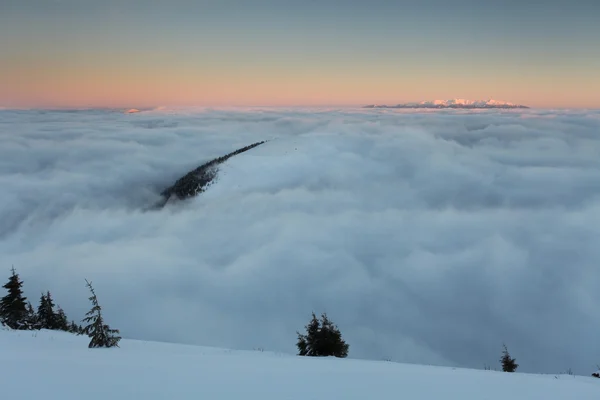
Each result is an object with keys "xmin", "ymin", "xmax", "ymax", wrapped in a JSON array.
[
  {"xmin": 1, "ymin": 107, "xmax": 600, "ymax": 374},
  {"xmin": 1, "ymin": 0, "xmax": 599, "ymax": 108}
]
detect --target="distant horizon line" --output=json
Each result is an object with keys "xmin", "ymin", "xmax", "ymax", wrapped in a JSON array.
[
  {"xmin": 0, "ymin": 105, "xmax": 600, "ymax": 114},
  {"xmin": 1, "ymin": 105, "xmax": 598, "ymax": 111}
]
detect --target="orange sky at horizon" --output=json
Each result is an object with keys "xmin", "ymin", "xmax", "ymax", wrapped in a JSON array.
[
  {"xmin": 2, "ymin": 55, "xmax": 599, "ymax": 109},
  {"xmin": 2, "ymin": 1, "xmax": 599, "ymax": 110}
]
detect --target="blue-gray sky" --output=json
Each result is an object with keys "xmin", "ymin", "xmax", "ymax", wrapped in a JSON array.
[{"xmin": 1, "ymin": 0, "xmax": 599, "ymax": 107}]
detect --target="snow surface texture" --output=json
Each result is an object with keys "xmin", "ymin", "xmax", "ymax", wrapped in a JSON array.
[
  {"xmin": 1, "ymin": 107, "xmax": 600, "ymax": 375},
  {"xmin": 2, "ymin": 330, "xmax": 599, "ymax": 399}
]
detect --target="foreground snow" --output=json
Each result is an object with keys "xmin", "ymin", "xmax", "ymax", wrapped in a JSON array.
[{"xmin": 2, "ymin": 330, "xmax": 598, "ymax": 399}]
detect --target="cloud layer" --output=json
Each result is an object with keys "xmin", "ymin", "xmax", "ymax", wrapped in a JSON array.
[{"xmin": 1, "ymin": 107, "xmax": 599, "ymax": 373}]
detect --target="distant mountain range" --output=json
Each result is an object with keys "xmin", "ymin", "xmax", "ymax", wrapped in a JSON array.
[{"xmin": 364, "ymin": 99, "xmax": 529, "ymax": 109}]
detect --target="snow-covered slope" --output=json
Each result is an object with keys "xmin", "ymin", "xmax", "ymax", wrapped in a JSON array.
[
  {"xmin": 2, "ymin": 330, "xmax": 598, "ymax": 399},
  {"xmin": 365, "ymin": 99, "xmax": 529, "ymax": 109}
]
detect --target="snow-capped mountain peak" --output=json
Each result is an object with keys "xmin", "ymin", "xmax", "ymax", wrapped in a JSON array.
[{"xmin": 364, "ymin": 99, "xmax": 528, "ymax": 109}]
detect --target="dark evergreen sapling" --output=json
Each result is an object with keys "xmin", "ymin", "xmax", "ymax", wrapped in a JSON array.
[
  {"xmin": 500, "ymin": 344, "xmax": 519, "ymax": 372},
  {"xmin": 81, "ymin": 279, "xmax": 121, "ymax": 348},
  {"xmin": 0, "ymin": 267, "xmax": 30, "ymax": 330},
  {"xmin": 297, "ymin": 312, "xmax": 349, "ymax": 358}
]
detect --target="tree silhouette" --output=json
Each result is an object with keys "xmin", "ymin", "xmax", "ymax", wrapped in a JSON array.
[
  {"xmin": 69, "ymin": 320, "xmax": 83, "ymax": 335},
  {"xmin": 37, "ymin": 291, "xmax": 61, "ymax": 330},
  {"xmin": 26, "ymin": 301, "xmax": 38, "ymax": 329},
  {"xmin": 500, "ymin": 344, "xmax": 519, "ymax": 372},
  {"xmin": 56, "ymin": 306, "xmax": 69, "ymax": 331},
  {"xmin": 0, "ymin": 267, "xmax": 30, "ymax": 329},
  {"xmin": 297, "ymin": 312, "xmax": 349, "ymax": 358},
  {"xmin": 81, "ymin": 279, "xmax": 121, "ymax": 348}
]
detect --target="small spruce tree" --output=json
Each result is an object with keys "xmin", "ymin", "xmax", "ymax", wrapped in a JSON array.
[
  {"xmin": 500, "ymin": 344, "xmax": 518, "ymax": 372},
  {"xmin": 37, "ymin": 291, "xmax": 61, "ymax": 330},
  {"xmin": 56, "ymin": 306, "xmax": 70, "ymax": 331},
  {"xmin": 68, "ymin": 320, "xmax": 82, "ymax": 335},
  {"xmin": 81, "ymin": 279, "xmax": 121, "ymax": 348},
  {"xmin": 26, "ymin": 301, "xmax": 38, "ymax": 329},
  {"xmin": 297, "ymin": 312, "xmax": 349, "ymax": 358},
  {"xmin": 297, "ymin": 312, "xmax": 320, "ymax": 356},
  {"xmin": 37, "ymin": 292, "xmax": 49, "ymax": 328},
  {"xmin": 0, "ymin": 267, "xmax": 30, "ymax": 330},
  {"xmin": 318, "ymin": 313, "xmax": 349, "ymax": 357}
]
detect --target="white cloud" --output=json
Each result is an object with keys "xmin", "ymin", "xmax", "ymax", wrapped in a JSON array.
[{"xmin": 1, "ymin": 107, "xmax": 599, "ymax": 373}]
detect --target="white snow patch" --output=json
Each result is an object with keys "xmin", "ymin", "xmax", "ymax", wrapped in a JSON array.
[{"xmin": 2, "ymin": 330, "xmax": 599, "ymax": 399}]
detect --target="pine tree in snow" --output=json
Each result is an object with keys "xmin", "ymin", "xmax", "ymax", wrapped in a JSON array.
[
  {"xmin": 318, "ymin": 313, "xmax": 349, "ymax": 358},
  {"xmin": 0, "ymin": 267, "xmax": 30, "ymax": 330},
  {"xmin": 69, "ymin": 320, "xmax": 83, "ymax": 335},
  {"xmin": 297, "ymin": 312, "xmax": 320, "ymax": 356},
  {"xmin": 297, "ymin": 312, "xmax": 349, "ymax": 358},
  {"xmin": 26, "ymin": 301, "xmax": 38, "ymax": 329},
  {"xmin": 500, "ymin": 344, "xmax": 519, "ymax": 372},
  {"xmin": 37, "ymin": 291, "xmax": 61, "ymax": 330},
  {"xmin": 81, "ymin": 279, "xmax": 121, "ymax": 348},
  {"xmin": 56, "ymin": 306, "xmax": 70, "ymax": 331}
]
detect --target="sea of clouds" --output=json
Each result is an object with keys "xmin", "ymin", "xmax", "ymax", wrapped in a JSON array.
[{"xmin": 1, "ymin": 107, "xmax": 599, "ymax": 373}]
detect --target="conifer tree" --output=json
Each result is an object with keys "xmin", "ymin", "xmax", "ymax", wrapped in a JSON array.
[
  {"xmin": 297, "ymin": 312, "xmax": 349, "ymax": 358},
  {"xmin": 37, "ymin": 291, "xmax": 61, "ymax": 330},
  {"xmin": 56, "ymin": 306, "xmax": 69, "ymax": 331},
  {"xmin": 297, "ymin": 313, "xmax": 320, "ymax": 356},
  {"xmin": 81, "ymin": 279, "xmax": 121, "ymax": 348},
  {"xmin": 500, "ymin": 344, "xmax": 519, "ymax": 372},
  {"xmin": 26, "ymin": 301, "xmax": 38, "ymax": 329},
  {"xmin": 0, "ymin": 267, "xmax": 30, "ymax": 330},
  {"xmin": 37, "ymin": 292, "xmax": 50, "ymax": 328},
  {"xmin": 318, "ymin": 313, "xmax": 349, "ymax": 357},
  {"xmin": 68, "ymin": 320, "xmax": 82, "ymax": 335}
]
